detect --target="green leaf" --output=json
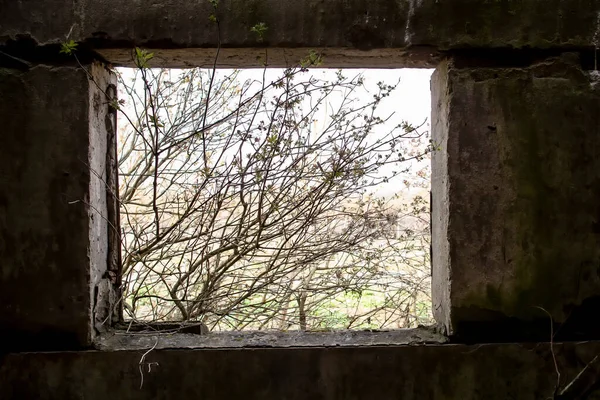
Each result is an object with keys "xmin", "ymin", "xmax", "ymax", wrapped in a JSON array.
[
  {"xmin": 250, "ymin": 22, "xmax": 268, "ymax": 42},
  {"xmin": 133, "ymin": 47, "xmax": 154, "ymax": 68},
  {"xmin": 300, "ymin": 50, "xmax": 323, "ymax": 68},
  {"xmin": 60, "ymin": 40, "xmax": 78, "ymax": 55}
]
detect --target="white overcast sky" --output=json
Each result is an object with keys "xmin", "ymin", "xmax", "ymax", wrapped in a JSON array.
[
  {"xmin": 303, "ymin": 68, "xmax": 434, "ymax": 197},
  {"xmin": 118, "ymin": 68, "xmax": 434, "ymax": 198}
]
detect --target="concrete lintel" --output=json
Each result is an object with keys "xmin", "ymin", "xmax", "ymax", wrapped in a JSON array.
[
  {"xmin": 2, "ymin": 341, "xmax": 600, "ymax": 399},
  {"xmin": 96, "ymin": 47, "xmax": 440, "ymax": 69}
]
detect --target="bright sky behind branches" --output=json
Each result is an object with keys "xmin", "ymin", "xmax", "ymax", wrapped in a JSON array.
[{"xmin": 117, "ymin": 68, "xmax": 434, "ymax": 197}]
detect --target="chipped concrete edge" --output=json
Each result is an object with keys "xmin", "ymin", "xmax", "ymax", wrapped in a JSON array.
[{"xmin": 95, "ymin": 327, "xmax": 449, "ymax": 351}]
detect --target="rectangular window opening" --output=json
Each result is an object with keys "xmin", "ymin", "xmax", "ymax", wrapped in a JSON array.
[{"xmin": 114, "ymin": 64, "xmax": 435, "ymax": 335}]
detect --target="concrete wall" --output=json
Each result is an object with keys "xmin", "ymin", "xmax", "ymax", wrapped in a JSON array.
[
  {"xmin": 2, "ymin": 0, "xmax": 600, "ymax": 68},
  {"xmin": 2, "ymin": 0, "xmax": 600, "ymax": 398},
  {"xmin": 0, "ymin": 64, "xmax": 118, "ymax": 351},
  {"xmin": 432, "ymin": 54, "xmax": 600, "ymax": 340},
  {"xmin": 2, "ymin": 342, "xmax": 600, "ymax": 400}
]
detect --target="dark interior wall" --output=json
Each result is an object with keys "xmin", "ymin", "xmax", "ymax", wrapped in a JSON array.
[
  {"xmin": 3, "ymin": 342, "xmax": 600, "ymax": 400},
  {"xmin": 2, "ymin": 0, "xmax": 600, "ymax": 68},
  {"xmin": 432, "ymin": 54, "xmax": 600, "ymax": 340},
  {"xmin": 2, "ymin": 0, "xmax": 600, "ymax": 399},
  {"xmin": 0, "ymin": 64, "xmax": 116, "ymax": 351}
]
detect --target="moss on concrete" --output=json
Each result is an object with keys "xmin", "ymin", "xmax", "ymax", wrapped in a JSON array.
[{"xmin": 493, "ymin": 57, "xmax": 600, "ymax": 320}]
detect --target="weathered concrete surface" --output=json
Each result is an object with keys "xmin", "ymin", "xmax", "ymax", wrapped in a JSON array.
[
  {"xmin": 0, "ymin": 64, "xmax": 118, "ymax": 351},
  {"xmin": 2, "ymin": 341, "xmax": 600, "ymax": 399},
  {"xmin": 2, "ymin": 0, "xmax": 600, "ymax": 67},
  {"xmin": 432, "ymin": 54, "xmax": 600, "ymax": 339},
  {"xmin": 97, "ymin": 47, "xmax": 440, "ymax": 69},
  {"xmin": 95, "ymin": 327, "xmax": 448, "ymax": 351}
]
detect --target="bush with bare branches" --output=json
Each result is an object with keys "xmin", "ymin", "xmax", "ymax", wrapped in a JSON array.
[{"xmin": 116, "ymin": 49, "xmax": 432, "ymax": 331}]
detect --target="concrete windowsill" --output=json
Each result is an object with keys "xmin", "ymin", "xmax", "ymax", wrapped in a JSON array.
[{"xmin": 94, "ymin": 326, "xmax": 448, "ymax": 351}]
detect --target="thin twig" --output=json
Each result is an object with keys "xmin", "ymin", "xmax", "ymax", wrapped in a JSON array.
[
  {"xmin": 138, "ymin": 337, "xmax": 159, "ymax": 389},
  {"xmin": 533, "ymin": 306, "xmax": 561, "ymax": 399}
]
